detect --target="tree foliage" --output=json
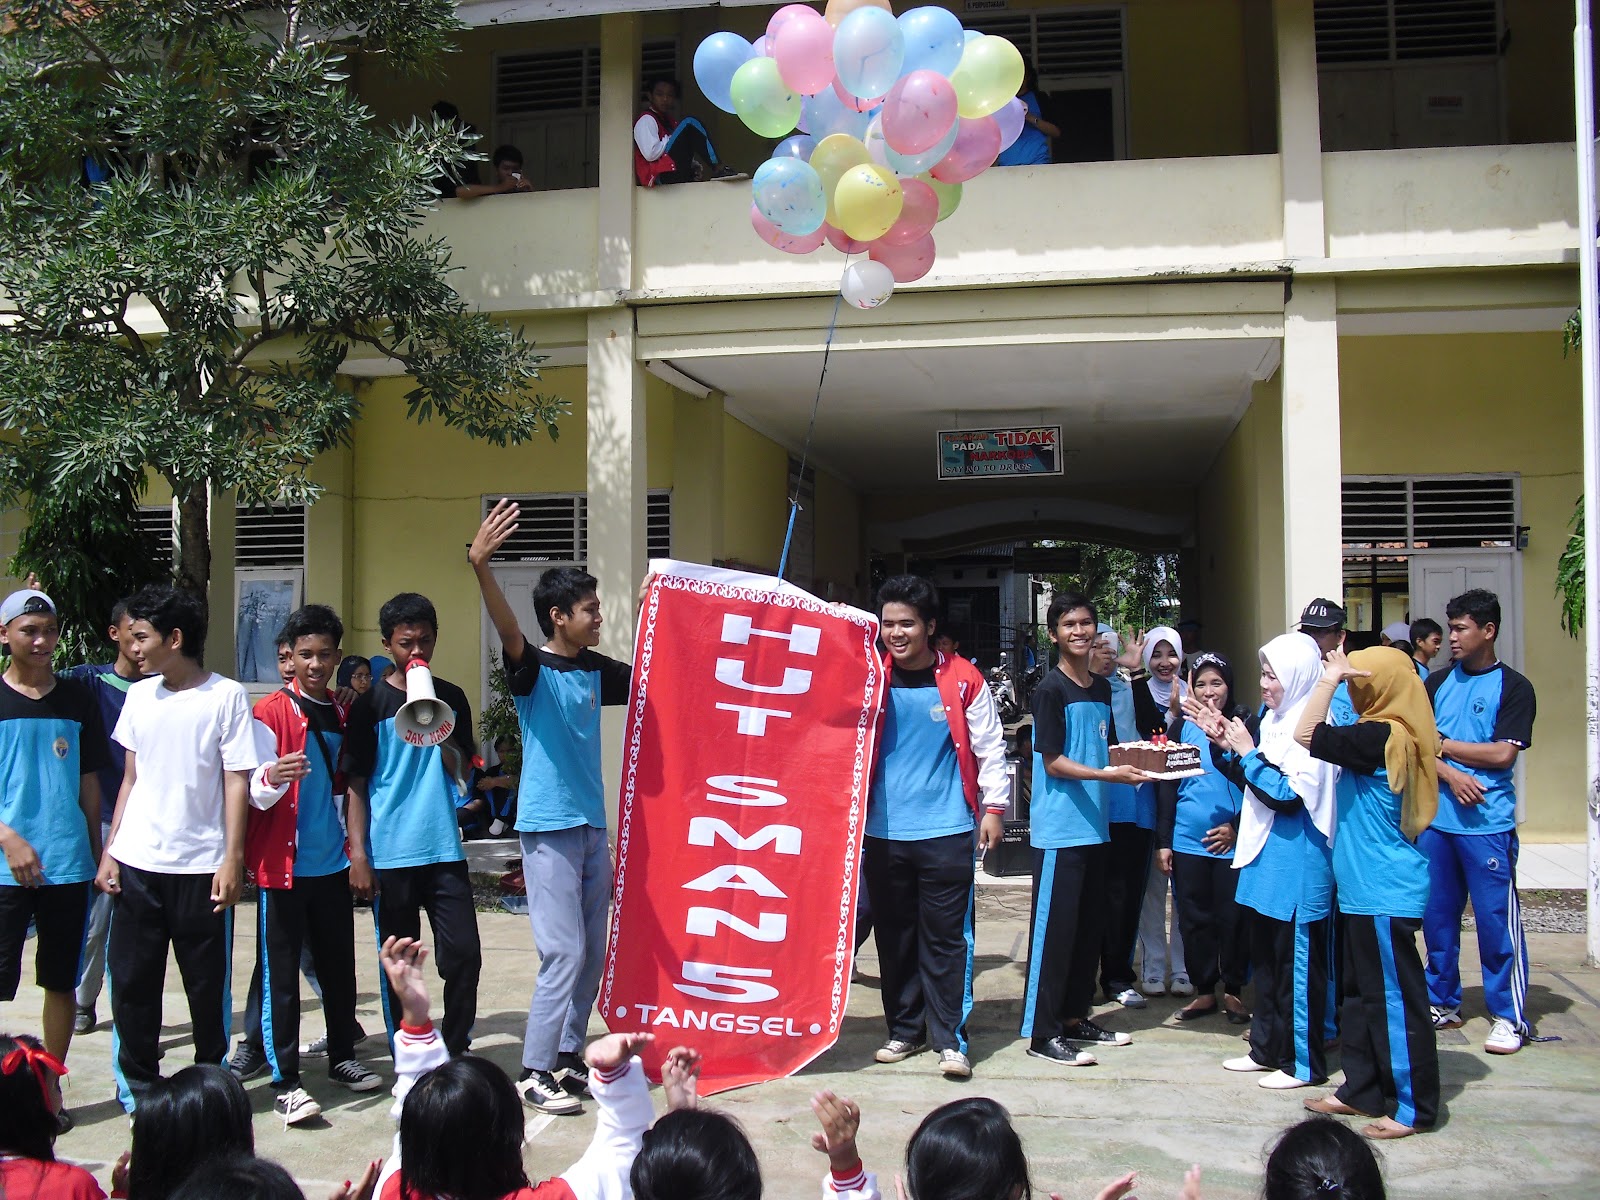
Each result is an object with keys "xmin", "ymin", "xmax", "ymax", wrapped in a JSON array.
[
  {"xmin": 1558, "ymin": 311, "xmax": 1585, "ymax": 636},
  {"xmin": 1036, "ymin": 541, "xmax": 1179, "ymax": 649},
  {"xmin": 0, "ymin": 0, "xmax": 565, "ymax": 607}
]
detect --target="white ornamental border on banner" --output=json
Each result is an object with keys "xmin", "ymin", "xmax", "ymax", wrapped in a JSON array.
[{"xmin": 600, "ymin": 559, "xmax": 883, "ymax": 1046}]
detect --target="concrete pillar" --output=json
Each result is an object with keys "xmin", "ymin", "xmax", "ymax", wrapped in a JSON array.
[
  {"xmin": 587, "ymin": 308, "xmax": 647, "ymax": 656},
  {"xmin": 1273, "ymin": 0, "xmax": 1325, "ymax": 259},
  {"xmin": 671, "ymin": 390, "xmax": 726, "ymax": 566},
  {"xmin": 596, "ymin": 12, "xmax": 640, "ymax": 293},
  {"xmin": 1280, "ymin": 281, "xmax": 1343, "ymax": 620}
]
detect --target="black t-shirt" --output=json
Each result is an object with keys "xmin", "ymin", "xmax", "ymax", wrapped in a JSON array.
[{"xmin": 889, "ymin": 664, "xmax": 937, "ymax": 690}]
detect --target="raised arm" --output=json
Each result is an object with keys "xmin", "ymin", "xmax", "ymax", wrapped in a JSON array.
[{"xmin": 469, "ymin": 499, "xmax": 527, "ymax": 662}]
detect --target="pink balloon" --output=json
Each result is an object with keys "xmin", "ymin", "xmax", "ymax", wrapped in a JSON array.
[
  {"xmin": 767, "ymin": 3, "xmax": 818, "ymax": 43},
  {"xmin": 930, "ymin": 115, "xmax": 1001, "ymax": 184},
  {"xmin": 774, "ymin": 9, "xmax": 836, "ymax": 96},
  {"xmin": 832, "ymin": 75, "xmax": 883, "ymax": 114},
  {"xmin": 880, "ymin": 70, "xmax": 958, "ymax": 155},
  {"xmin": 752, "ymin": 204, "xmax": 827, "ymax": 255},
  {"xmin": 824, "ymin": 222, "xmax": 871, "ymax": 254},
  {"xmin": 870, "ymin": 232, "xmax": 936, "ymax": 283},
  {"xmin": 995, "ymin": 97, "xmax": 1027, "ymax": 151},
  {"xmin": 880, "ymin": 178, "xmax": 938, "ymax": 245}
]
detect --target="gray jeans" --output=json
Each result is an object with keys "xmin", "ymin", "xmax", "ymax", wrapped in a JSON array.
[
  {"xmin": 520, "ymin": 826, "xmax": 611, "ymax": 1071},
  {"xmin": 76, "ymin": 822, "xmax": 113, "ymax": 1010}
]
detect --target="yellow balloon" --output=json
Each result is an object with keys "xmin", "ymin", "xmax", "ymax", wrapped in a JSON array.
[
  {"xmin": 810, "ymin": 133, "xmax": 871, "ymax": 227},
  {"xmin": 824, "ymin": 0, "xmax": 892, "ymax": 28},
  {"xmin": 834, "ymin": 163, "xmax": 903, "ymax": 241},
  {"xmin": 950, "ymin": 35, "xmax": 1025, "ymax": 119}
]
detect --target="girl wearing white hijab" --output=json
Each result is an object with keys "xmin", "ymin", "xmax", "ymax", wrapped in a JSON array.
[
  {"xmin": 1130, "ymin": 626, "xmax": 1192, "ymax": 997},
  {"xmin": 1131, "ymin": 626, "xmax": 1188, "ymax": 738},
  {"xmin": 1185, "ymin": 633, "xmax": 1338, "ymax": 1090}
]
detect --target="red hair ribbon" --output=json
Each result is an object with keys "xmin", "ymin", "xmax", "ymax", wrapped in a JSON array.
[{"xmin": 2, "ymin": 1043, "xmax": 69, "ymax": 1094}]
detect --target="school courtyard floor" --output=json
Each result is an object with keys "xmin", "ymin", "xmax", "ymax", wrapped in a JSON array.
[{"xmin": 21, "ymin": 879, "xmax": 1600, "ymax": 1200}]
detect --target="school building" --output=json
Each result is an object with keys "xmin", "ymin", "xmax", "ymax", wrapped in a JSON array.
[{"xmin": 20, "ymin": 0, "xmax": 1586, "ymax": 839}]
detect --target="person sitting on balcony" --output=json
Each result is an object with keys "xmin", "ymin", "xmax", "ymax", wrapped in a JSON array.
[
  {"xmin": 634, "ymin": 77, "xmax": 734, "ymax": 186},
  {"xmin": 996, "ymin": 62, "xmax": 1060, "ymax": 168},
  {"xmin": 452, "ymin": 144, "xmax": 535, "ymax": 200}
]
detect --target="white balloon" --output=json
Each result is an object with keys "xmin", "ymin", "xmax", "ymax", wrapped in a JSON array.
[{"xmin": 841, "ymin": 259, "xmax": 895, "ymax": 309}]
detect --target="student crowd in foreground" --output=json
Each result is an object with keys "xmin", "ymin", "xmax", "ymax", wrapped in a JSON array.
[{"xmin": 0, "ymin": 499, "xmax": 1538, "ymax": 1194}]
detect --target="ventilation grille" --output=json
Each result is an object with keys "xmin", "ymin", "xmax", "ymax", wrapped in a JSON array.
[
  {"xmin": 138, "ymin": 504, "xmax": 176, "ymax": 566},
  {"xmin": 497, "ymin": 39, "xmax": 679, "ymax": 115},
  {"xmin": 486, "ymin": 492, "xmax": 671, "ymax": 563},
  {"xmin": 965, "ymin": 8, "xmax": 1124, "ymax": 77},
  {"xmin": 235, "ymin": 504, "xmax": 306, "ymax": 568},
  {"xmin": 1315, "ymin": 0, "xmax": 1500, "ymax": 65},
  {"xmin": 1342, "ymin": 476, "xmax": 1516, "ymax": 551}
]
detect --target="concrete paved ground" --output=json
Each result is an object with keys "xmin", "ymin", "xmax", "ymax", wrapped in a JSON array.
[{"xmin": 16, "ymin": 889, "xmax": 1600, "ymax": 1200}]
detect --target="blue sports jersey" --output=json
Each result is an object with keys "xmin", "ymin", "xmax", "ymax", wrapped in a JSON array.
[
  {"xmin": 868, "ymin": 666, "xmax": 971, "ymax": 841},
  {"xmin": 1427, "ymin": 661, "xmax": 1535, "ymax": 836},
  {"xmin": 509, "ymin": 645, "xmax": 631, "ymax": 833},
  {"xmin": 0, "ymin": 677, "xmax": 109, "ymax": 887},
  {"xmin": 1328, "ymin": 681, "xmax": 1357, "ymax": 727},
  {"xmin": 1234, "ymin": 751, "xmax": 1333, "ymax": 922},
  {"xmin": 1171, "ymin": 720, "xmax": 1242, "ymax": 858},
  {"xmin": 1310, "ymin": 722, "xmax": 1429, "ymax": 918},
  {"xmin": 1029, "ymin": 668, "xmax": 1114, "ymax": 849},
  {"xmin": 341, "ymin": 674, "xmax": 475, "ymax": 871},
  {"xmin": 293, "ymin": 698, "xmax": 348, "ymax": 878}
]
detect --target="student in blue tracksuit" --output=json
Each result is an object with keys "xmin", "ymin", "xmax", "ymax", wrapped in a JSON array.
[
  {"xmin": 1422, "ymin": 589, "xmax": 1536, "ymax": 1056},
  {"xmin": 470, "ymin": 501, "xmax": 648, "ymax": 1116},
  {"xmin": 1299, "ymin": 646, "xmax": 1440, "ymax": 1141},
  {"xmin": 1188, "ymin": 634, "xmax": 1337, "ymax": 1090},
  {"xmin": 1093, "ymin": 626, "xmax": 1155, "ymax": 1011},
  {"xmin": 1159, "ymin": 652, "xmax": 1249, "ymax": 1024},
  {"xmin": 1409, "ymin": 619, "xmax": 1443, "ymax": 680},
  {"xmin": 1022, "ymin": 593, "xmax": 1149, "ymax": 1067}
]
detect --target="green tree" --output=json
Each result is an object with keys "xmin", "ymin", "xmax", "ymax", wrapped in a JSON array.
[
  {"xmin": 0, "ymin": 0, "xmax": 564, "ymax": 611},
  {"xmin": 1035, "ymin": 540, "xmax": 1179, "ymax": 651},
  {"xmin": 1559, "ymin": 311, "xmax": 1585, "ymax": 635}
]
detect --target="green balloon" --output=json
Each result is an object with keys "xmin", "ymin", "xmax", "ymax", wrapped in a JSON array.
[
  {"xmin": 950, "ymin": 34, "xmax": 1024, "ymax": 119},
  {"xmin": 921, "ymin": 174, "xmax": 962, "ymax": 221},
  {"xmin": 730, "ymin": 57, "xmax": 800, "ymax": 140}
]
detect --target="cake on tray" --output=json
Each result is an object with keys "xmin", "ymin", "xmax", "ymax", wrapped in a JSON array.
[{"xmin": 1109, "ymin": 740, "xmax": 1204, "ymax": 776}]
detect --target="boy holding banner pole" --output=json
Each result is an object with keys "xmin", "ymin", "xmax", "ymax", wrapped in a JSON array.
[
  {"xmin": 864, "ymin": 575, "xmax": 1009, "ymax": 1080},
  {"xmin": 469, "ymin": 501, "xmax": 649, "ymax": 1116}
]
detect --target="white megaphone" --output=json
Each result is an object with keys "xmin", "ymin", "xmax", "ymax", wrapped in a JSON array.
[{"xmin": 395, "ymin": 658, "xmax": 457, "ymax": 748}]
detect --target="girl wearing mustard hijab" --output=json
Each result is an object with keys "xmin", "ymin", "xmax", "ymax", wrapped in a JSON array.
[{"xmin": 1295, "ymin": 645, "xmax": 1441, "ymax": 1141}]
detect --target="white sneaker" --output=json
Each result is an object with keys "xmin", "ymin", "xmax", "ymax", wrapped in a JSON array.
[
  {"xmin": 938, "ymin": 1049, "xmax": 972, "ymax": 1079},
  {"xmin": 274, "ymin": 1087, "xmax": 322, "ymax": 1127},
  {"xmin": 516, "ymin": 1070, "xmax": 583, "ymax": 1114},
  {"xmin": 1114, "ymin": 987, "xmax": 1148, "ymax": 1010},
  {"xmin": 1169, "ymin": 975, "xmax": 1196, "ymax": 997},
  {"xmin": 488, "ymin": 819, "xmax": 509, "ymax": 837},
  {"xmin": 1223, "ymin": 1055, "xmax": 1271, "ymax": 1073},
  {"xmin": 1430, "ymin": 1005, "xmax": 1463, "ymax": 1030},
  {"xmin": 1484, "ymin": 1017, "xmax": 1523, "ymax": 1055},
  {"xmin": 1140, "ymin": 977, "xmax": 1167, "ymax": 997},
  {"xmin": 1260, "ymin": 1070, "xmax": 1316, "ymax": 1090}
]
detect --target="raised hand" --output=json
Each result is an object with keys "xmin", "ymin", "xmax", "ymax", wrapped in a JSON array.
[
  {"xmin": 661, "ymin": 1045, "xmax": 702, "ymax": 1111},
  {"xmin": 380, "ymin": 936, "xmax": 431, "ymax": 1027},
  {"xmin": 1321, "ymin": 648, "xmax": 1370, "ymax": 685},
  {"xmin": 1090, "ymin": 1172, "xmax": 1140, "ymax": 1200},
  {"xmin": 1222, "ymin": 716, "xmax": 1256, "ymax": 757},
  {"xmin": 584, "ymin": 1031, "xmax": 654, "ymax": 1073},
  {"xmin": 1182, "ymin": 697, "xmax": 1228, "ymax": 744},
  {"xmin": 810, "ymin": 1090, "xmax": 862, "ymax": 1174},
  {"xmin": 469, "ymin": 498, "xmax": 520, "ymax": 569}
]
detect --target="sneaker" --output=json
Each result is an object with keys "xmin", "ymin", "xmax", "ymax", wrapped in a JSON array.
[
  {"xmin": 938, "ymin": 1049, "xmax": 972, "ymax": 1079},
  {"xmin": 329, "ymin": 1059, "xmax": 383, "ymax": 1093},
  {"xmin": 1484, "ymin": 1016, "xmax": 1523, "ymax": 1055},
  {"xmin": 1260, "ymin": 1070, "xmax": 1319, "ymax": 1090},
  {"xmin": 1430, "ymin": 1005, "xmax": 1463, "ymax": 1030},
  {"xmin": 301, "ymin": 1023, "xmax": 369, "ymax": 1059},
  {"xmin": 555, "ymin": 1052, "xmax": 593, "ymax": 1097},
  {"xmin": 1140, "ymin": 977, "xmax": 1167, "ymax": 997},
  {"xmin": 73, "ymin": 1006, "xmax": 96, "ymax": 1035},
  {"xmin": 228, "ymin": 1041, "xmax": 269, "ymax": 1081},
  {"xmin": 1113, "ymin": 987, "xmax": 1148, "ymax": 1010},
  {"xmin": 516, "ymin": 1070, "xmax": 583, "ymax": 1115},
  {"xmin": 1026, "ymin": 1036, "xmax": 1097, "ymax": 1067},
  {"xmin": 1223, "ymin": 1055, "xmax": 1272, "ymax": 1073},
  {"xmin": 488, "ymin": 818, "xmax": 509, "ymax": 837},
  {"xmin": 1063, "ymin": 1019, "xmax": 1132, "ymax": 1048},
  {"xmin": 274, "ymin": 1087, "xmax": 322, "ymax": 1127},
  {"xmin": 1169, "ymin": 975, "xmax": 1196, "ymax": 997},
  {"xmin": 874, "ymin": 1038, "xmax": 927, "ymax": 1064}
]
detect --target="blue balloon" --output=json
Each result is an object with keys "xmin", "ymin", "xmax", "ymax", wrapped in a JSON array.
[
  {"xmin": 752, "ymin": 157, "xmax": 826, "ymax": 235},
  {"xmin": 801, "ymin": 88, "xmax": 872, "ymax": 141},
  {"xmin": 885, "ymin": 117, "xmax": 958, "ymax": 175},
  {"xmin": 694, "ymin": 32, "xmax": 753, "ymax": 115},
  {"xmin": 774, "ymin": 134, "xmax": 818, "ymax": 161},
  {"xmin": 898, "ymin": 6, "xmax": 965, "ymax": 78},
  {"xmin": 834, "ymin": 7, "xmax": 905, "ymax": 102}
]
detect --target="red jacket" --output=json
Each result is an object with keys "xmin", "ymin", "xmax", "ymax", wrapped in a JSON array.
[
  {"xmin": 634, "ymin": 108, "xmax": 676, "ymax": 187},
  {"xmin": 875, "ymin": 651, "xmax": 1008, "ymax": 819},
  {"xmin": 245, "ymin": 682, "xmax": 348, "ymax": 889}
]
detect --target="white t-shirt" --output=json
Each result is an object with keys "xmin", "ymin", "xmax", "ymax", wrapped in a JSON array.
[{"xmin": 110, "ymin": 673, "xmax": 262, "ymax": 874}]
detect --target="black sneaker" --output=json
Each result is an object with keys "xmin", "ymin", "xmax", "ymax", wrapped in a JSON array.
[
  {"xmin": 73, "ymin": 1006, "xmax": 96, "ymax": 1035},
  {"xmin": 555, "ymin": 1052, "xmax": 592, "ymax": 1097},
  {"xmin": 516, "ymin": 1069, "xmax": 582, "ymax": 1115},
  {"xmin": 1063, "ymin": 1019, "xmax": 1132, "ymax": 1048},
  {"xmin": 329, "ymin": 1058, "xmax": 384, "ymax": 1093},
  {"xmin": 1026, "ymin": 1036, "xmax": 1097, "ymax": 1067},
  {"xmin": 228, "ymin": 1041, "xmax": 269, "ymax": 1081}
]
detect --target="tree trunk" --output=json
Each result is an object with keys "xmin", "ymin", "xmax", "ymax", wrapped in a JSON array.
[{"xmin": 176, "ymin": 483, "xmax": 212, "ymax": 596}]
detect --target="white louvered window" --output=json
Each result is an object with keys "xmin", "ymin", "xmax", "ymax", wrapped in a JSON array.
[
  {"xmin": 483, "ymin": 492, "xmax": 671, "ymax": 564},
  {"xmin": 1342, "ymin": 476, "xmax": 1518, "ymax": 552},
  {"xmin": 138, "ymin": 504, "xmax": 176, "ymax": 571},
  {"xmin": 1314, "ymin": 1, "xmax": 1501, "ymax": 66},
  {"xmin": 235, "ymin": 504, "xmax": 307, "ymax": 568}
]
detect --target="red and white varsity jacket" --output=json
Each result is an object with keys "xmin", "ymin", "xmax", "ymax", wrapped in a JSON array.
[
  {"xmin": 875, "ymin": 651, "xmax": 1012, "ymax": 819},
  {"xmin": 246, "ymin": 681, "xmax": 349, "ymax": 889}
]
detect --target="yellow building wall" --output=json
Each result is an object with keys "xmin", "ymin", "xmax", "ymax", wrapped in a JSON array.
[
  {"xmin": 721, "ymin": 417, "xmax": 789, "ymax": 571},
  {"xmin": 1195, "ymin": 375, "xmax": 1285, "ymax": 713},
  {"xmin": 1125, "ymin": 0, "xmax": 1252, "ymax": 159},
  {"xmin": 1338, "ymin": 332, "xmax": 1583, "ymax": 841}
]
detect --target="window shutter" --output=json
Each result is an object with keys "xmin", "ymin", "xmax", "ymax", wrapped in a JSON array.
[
  {"xmin": 1315, "ymin": 0, "xmax": 1499, "ymax": 65},
  {"xmin": 138, "ymin": 504, "xmax": 176, "ymax": 567},
  {"xmin": 234, "ymin": 505, "xmax": 306, "ymax": 568},
  {"xmin": 1342, "ymin": 476, "xmax": 1517, "ymax": 551},
  {"xmin": 965, "ymin": 8, "xmax": 1125, "ymax": 77},
  {"xmin": 484, "ymin": 492, "xmax": 671, "ymax": 564}
]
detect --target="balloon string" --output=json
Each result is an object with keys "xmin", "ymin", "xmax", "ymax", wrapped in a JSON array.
[{"xmin": 777, "ymin": 270, "xmax": 848, "ymax": 583}]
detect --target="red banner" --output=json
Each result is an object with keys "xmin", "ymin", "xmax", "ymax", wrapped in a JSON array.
[{"xmin": 599, "ymin": 561, "xmax": 884, "ymax": 1094}]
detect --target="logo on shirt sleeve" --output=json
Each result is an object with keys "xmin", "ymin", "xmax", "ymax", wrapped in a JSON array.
[{"xmin": 52, "ymin": 736, "xmax": 69, "ymax": 760}]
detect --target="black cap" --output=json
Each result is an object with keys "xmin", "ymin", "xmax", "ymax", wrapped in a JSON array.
[{"xmin": 1297, "ymin": 597, "xmax": 1346, "ymax": 631}]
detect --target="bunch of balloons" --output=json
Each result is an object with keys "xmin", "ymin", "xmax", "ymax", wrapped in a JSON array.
[{"xmin": 694, "ymin": 0, "xmax": 1027, "ymax": 309}]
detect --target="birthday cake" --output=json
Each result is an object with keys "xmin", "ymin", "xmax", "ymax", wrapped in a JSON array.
[{"xmin": 1109, "ymin": 740, "xmax": 1204, "ymax": 776}]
